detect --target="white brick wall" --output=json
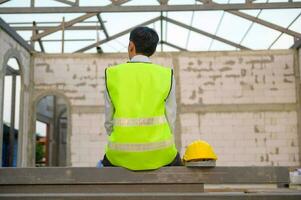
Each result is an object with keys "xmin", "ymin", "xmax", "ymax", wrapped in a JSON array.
[
  {"xmin": 71, "ymin": 113, "xmax": 107, "ymax": 167},
  {"xmin": 179, "ymin": 53, "xmax": 296, "ymax": 105},
  {"xmin": 34, "ymin": 56, "xmax": 126, "ymax": 106},
  {"xmin": 180, "ymin": 112, "xmax": 299, "ymax": 166},
  {"xmin": 33, "ymin": 51, "xmax": 300, "ymax": 167}
]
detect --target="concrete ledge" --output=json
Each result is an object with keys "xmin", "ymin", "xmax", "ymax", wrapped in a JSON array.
[
  {"xmin": 0, "ymin": 167, "xmax": 289, "ymax": 185},
  {"xmin": 0, "ymin": 167, "xmax": 300, "ymax": 200},
  {"xmin": 1, "ymin": 191, "xmax": 301, "ymax": 200}
]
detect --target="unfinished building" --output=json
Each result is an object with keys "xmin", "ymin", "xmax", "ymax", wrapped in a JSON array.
[
  {"xmin": 1, "ymin": 1, "xmax": 301, "ymax": 199},
  {"xmin": 0, "ymin": 0, "xmax": 301, "ymax": 168}
]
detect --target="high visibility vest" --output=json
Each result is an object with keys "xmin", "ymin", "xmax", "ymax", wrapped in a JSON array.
[{"xmin": 105, "ymin": 62, "xmax": 178, "ymax": 170}]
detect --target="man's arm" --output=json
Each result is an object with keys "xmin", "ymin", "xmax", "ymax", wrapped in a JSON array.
[
  {"xmin": 104, "ymin": 87, "xmax": 114, "ymax": 135},
  {"xmin": 165, "ymin": 72, "xmax": 177, "ymax": 134}
]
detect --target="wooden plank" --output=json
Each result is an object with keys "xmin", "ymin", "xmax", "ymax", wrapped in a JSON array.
[{"xmin": 0, "ymin": 167, "xmax": 289, "ymax": 185}]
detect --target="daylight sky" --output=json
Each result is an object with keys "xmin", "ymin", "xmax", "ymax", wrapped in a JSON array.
[{"xmin": 1, "ymin": 0, "xmax": 301, "ymax": 53}]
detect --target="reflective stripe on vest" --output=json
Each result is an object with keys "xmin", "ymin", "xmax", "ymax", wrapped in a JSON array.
[
  {"xmin": 108, "ymin": 136, "xmax": 174, "ymax": 152},
  {"xmin": 113, "ymin": 116, "xmax": 167, "ymax": 127}
]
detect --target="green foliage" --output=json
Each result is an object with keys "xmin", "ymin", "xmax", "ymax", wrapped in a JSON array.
[{"xmin": 36, "ymin": 143, "xmax": 44, "ymax": 162}]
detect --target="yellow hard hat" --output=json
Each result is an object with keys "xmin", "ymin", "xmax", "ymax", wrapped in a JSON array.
[{"xmin": 183, "ymin": 140, "xmax": 217, "ymax": 162}]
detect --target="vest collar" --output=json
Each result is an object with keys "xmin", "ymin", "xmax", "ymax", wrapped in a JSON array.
[{"xmin": 128, "ymin": 55, "xmax": 151, "ymax": 63}]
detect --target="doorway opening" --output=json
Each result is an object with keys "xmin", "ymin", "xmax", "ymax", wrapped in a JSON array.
[{"xmin": 35, "ymin": 95, "xmax": 68, "ymax": 167}]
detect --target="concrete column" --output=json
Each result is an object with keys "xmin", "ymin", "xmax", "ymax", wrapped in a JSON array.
[
  {"xmin": 297, "ymin": 49, "xmax": 301, "ymax": 165},
  {"xmin": 8, "ymin": 74, "xmax": 16, "ymax": 166},
  {"xmin": 172, "ymin": 54, "xmax": 182, "ymax": 152},
  {"xmin": 0, "ymin": 53, "xmax": 4, "ymax": 167}
]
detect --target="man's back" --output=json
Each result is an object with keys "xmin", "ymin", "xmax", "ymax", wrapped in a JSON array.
[
  {"xmin": 105, "ymin": 62, "xmax": 178, "ymax": 170},
  {"xmin": 106, "ymin": 63, "xmax": 172, "ymax": 118}
]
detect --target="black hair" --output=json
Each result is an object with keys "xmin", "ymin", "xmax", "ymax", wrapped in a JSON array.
[{"xmin": 129, "ymin": 26, "xmax": 159, "ymax": 57}]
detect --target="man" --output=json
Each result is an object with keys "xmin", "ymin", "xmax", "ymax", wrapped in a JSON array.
[{"xmin": 102, "ymin": 26, "xmax": 182, "ymax": 170}]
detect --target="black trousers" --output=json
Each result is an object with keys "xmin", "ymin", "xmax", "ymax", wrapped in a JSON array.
[{"xmin": 102, "ymin": 152, "xmax": 183, "ymax": 167}]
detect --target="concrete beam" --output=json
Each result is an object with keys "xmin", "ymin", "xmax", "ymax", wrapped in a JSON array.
[{"xmin": 1, "ymin": 3, "xmax": 301, "ymax": 14}]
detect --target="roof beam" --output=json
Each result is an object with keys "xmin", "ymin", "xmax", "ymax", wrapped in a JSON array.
[
  {"xmin": 1, "ymin": 3, "xmax": 301, "ymax": 14},
  {"xmin": 110, "ymin": 0, "xmax": 131, "ymax": 5},
  {"xmin": 13, "ymin": 25, "xmax": 102, "ymax": 31},
  {"xmin": 269, "ymin": 11, "xmax": 301, "ymax": 49},
  {"xmin": 161, "ymin": 41, "xmax": 187, "ymax": 51},
  {"xmin": 31, "ymin": 13, "xmax": 97, "ymax": 41},
  {"xmin": 33, "ymin": 21, "xmax": 45, "ymax": 52},
  {"xmin": 163, "ymin": 16, "xmax": 250, "ymax": 50},
  {"xmin": 9, "ymin": 21, "xmax": 99, "ymax": 25},
  {"xmin": 0, "ymin": 0, "xmax": 9, "ymax": 4},
  {"xmin": 53, "ymin": 0, "xmax": 76, "ymax": 6},
  {"xmin": 27, "ymin": 39, "xmax": 95, "ymax": 42},
  {"xmin": 228, "ymin": 10, "xmax": 301, "ymax": 39},
  {"xmin": 74, "ymin": 16, "xmax": 161, "ymax": 53},
  {"xmin": 158, "ymin": 0, "xmax": 169, "ymax": 5},
  {"xmin": 97, "ymin": 14, "xmax": 109, "ymax": 38},
  {"xmin": 197, "ymin": 0, "xmax": 301, "ymax": 39}
]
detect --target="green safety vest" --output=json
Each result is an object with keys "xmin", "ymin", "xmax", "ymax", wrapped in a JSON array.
[{"xmin": 105, "ymin": 62, "xmax": 178, "ymax": 170}]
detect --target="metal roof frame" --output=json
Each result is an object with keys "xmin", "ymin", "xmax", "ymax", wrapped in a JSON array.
[
  {"xmin": 1, "ymin": 2, "xmax": 301, "ymax": 13},
  {"xmin": 0, "ymin": 0, "xmax": 300, "ymax": 53}
]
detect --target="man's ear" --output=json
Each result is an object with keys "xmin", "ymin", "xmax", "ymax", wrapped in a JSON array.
[
  {"xmin": 129, "ymin": 41, "xmax": 135, "ymax": 53},
  {"xmin": 128, "ymin": 41, "xmax": 136, "ymax": 59}
]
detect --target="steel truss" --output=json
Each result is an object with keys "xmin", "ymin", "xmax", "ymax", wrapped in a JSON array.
[{"xmin": 0, "ymin": 0, "xmax": 300, "ymax": 53}]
